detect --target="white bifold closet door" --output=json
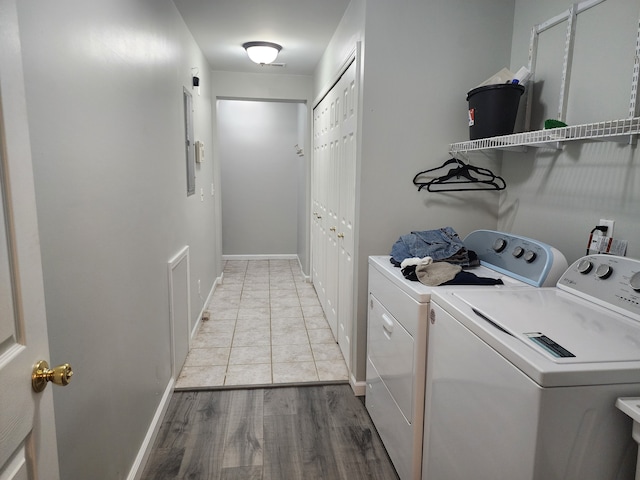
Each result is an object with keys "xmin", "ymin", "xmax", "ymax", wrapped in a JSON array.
[{"xmin": 312, "ymin": 59, "xmax": 357, "ymax": 369}]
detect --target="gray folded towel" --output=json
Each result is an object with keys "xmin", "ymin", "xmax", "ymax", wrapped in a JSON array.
[{"xmin": 416, "ymin": 262, "xmax": 462, "ymax": 286}]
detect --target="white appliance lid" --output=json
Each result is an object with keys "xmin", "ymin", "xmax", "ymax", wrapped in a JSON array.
[
  {"xmin": 368, "ymin": 255, "xmax": 526, "ymax": 303},
  {"xmin": 433, "ymin": 288, "xmax": 640, "ymax": 386}
]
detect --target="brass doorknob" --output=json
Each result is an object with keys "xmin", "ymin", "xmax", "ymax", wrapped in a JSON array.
[
  {"xmin": 32, "ymin": 360, "xmax": 73, "ymax": 393},
  {"xmin": 329, "ymin": 227, "xmax": 336, "ymax": 232},
  {"xmin": 337, "ymin": 233, "xmax": 345, "ymax": 238}
]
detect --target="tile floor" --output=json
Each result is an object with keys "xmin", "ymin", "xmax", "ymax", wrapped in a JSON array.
[{"xmin": 175, "ymin": 259, "xmax": 349, "ymax": 389}]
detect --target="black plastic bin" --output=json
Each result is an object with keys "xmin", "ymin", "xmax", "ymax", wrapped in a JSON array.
[{"xmin": 467, "ymin": 83, "xmax": 525, "ymax": 140}]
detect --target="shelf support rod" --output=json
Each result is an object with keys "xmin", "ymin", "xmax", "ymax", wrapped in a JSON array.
[
  {"xmin": 628, "ymin": 10, "xmax": 640, "ymax": 144},
  {"xmin": 527, "ymin": 0, "xmax": 606, "ymax": 129},
  {"xmin": 557, "ymin": 4, "xmax": 578, "ymax": 123},
  {"xmin": 524, "ymin": 26, "xmax": 539, "ymax": 133}
]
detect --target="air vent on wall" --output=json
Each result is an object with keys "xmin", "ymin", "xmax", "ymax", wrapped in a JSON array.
[{"xmin": 261, "ymin": 63, "xmax": 286, "ymax": 68}]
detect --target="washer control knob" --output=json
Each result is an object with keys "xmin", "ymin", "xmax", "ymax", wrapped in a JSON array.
[
  {"xmin": 512, "ymin": 247, "xmax": 524, "ymax": 258},
  {"xmin": 595, "ymin": 264, "xmax": 613, "ymax": 279},
  {"xmin": 523, "ymin": 251, "xmax": 537, "ymax": 263},
  {"xmin": 493, "ymin": 238, "xmax": 507, "ymax": 253},
  {"xmin": 630, "ymin": 272, "xmax": 640, "ymax": 292},
  {"xmin": 577, "ymin": 260, "xmax": 593, "ymax": 274}
]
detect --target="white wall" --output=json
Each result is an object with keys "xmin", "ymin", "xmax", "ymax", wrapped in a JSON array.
[
  {"xmin": 296, "ymin": 102, "xmax": 309, "ymax": 275},
  {"xmin": 15, "ymin": 0, "xmax": 217, "ymax": 478},
  {"xmin": 315, "ymin": 0, "xmax": 516, "ymax": 382},
  {"xmin": 211, "ymin": 71, "xmax": 314, "ymax": 271},
  {"xmin": 314, "ymin": 0, "xmax": 365, "ymax": 100},
  {"xmin": 499, "ymin": 0, "xmax": 640, "ymax": 263},
  {"xmin": 218, "ymin": 99, "xmax": 301, "ymax": 255}
]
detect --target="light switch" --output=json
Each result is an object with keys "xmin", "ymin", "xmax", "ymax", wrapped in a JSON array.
[{"xmin": 195, "ymin": 141, "xmax": 204, "ymax": 163}]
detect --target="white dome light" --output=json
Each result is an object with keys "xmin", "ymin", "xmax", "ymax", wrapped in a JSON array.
[{"xmin": 242, "ymin": 41, "xmax": 282, "ymax": 65}]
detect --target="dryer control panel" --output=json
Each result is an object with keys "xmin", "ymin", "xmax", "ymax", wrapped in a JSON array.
[
  {"xmin": 464, "ymin": 230, "xmax": 568, "ymax": 287},
  {"xmin": 558, "ymin": 254, "xmax": 640, "ymax": 322}
]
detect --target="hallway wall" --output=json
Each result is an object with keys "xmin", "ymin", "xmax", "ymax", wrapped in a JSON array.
[
  {"xmin": 211, "ymin": 71, "xmax": 314, "ymax": 273},
  {"xmin": 15, "ymin": 0, "xmax": 217, "ymax": 478},
  {"xmin": 218, "ymin": 99, "xmax": 303, "ymax": 255}
]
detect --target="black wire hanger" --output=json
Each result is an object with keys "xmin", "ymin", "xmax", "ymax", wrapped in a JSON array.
[{"xmin": 413, "ymin": 157, "xmax": 506, "ymax": 192}]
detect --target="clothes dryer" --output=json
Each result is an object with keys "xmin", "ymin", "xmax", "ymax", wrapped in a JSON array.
[{"xmin": 365, "ymin": 230, "xmax": 567, "ymax": 480}]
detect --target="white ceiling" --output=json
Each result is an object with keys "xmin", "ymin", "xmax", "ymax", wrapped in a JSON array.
[{"xmin": 172, "ymin": 0, "xmax": 352, "ymax": 75}]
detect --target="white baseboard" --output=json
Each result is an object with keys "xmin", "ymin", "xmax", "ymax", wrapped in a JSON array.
[
  {"xmin": 191, "ymin": 277, "xmax": 218, "ymax": 340},
  {"xmin": 296, "ymin": 256, "xmax": 312, "ymax": 282},
  {"xmin": 222, "ymin": 254, "xmax": 298, "ymax": 261},
  {"xmin": 350, "ymin": 375, "xmax": 366, "ymax": 396},
  {"xmin": 126, "ymin": 378, "xmax": 175, "ymax": 480},
  {"xmin": 220, "ymin": 255, "xmax": 313, "ymax": 282}
]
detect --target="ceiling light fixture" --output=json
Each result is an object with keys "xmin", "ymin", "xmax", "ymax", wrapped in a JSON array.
[{"xmin": 242, "ymin": 41, "xmax": 282, "ymax": 65}]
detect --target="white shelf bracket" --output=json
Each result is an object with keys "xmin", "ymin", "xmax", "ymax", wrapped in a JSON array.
[
  {"xmin": 558, "ymin": 4, "xmax": 578, "ymax": 123},
  {"xmin": 628, "ymin": 12, "xmax": 640, "ymax": 144},
  {"xmin": 525, "ymin": 26, "xmax": 539, "ymax": 133},
  {"xmin": 527, "ymin": 0, "xmax": 606, "ymax": 128}
]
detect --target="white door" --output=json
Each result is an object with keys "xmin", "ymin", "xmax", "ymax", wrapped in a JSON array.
[
  {"xmin": 311, "ymin": 104, "xmax": 327, "ymax": 315},
  {"xmin": 312, "ymin": 94, "xmax": 338, "ymax": 336},
  {"xmin": 336, "ymin": 61, "xmax": 357, "ymax": 366},
  {"xmin": 311, "ymin": 57, "xmax": 358, "ymax": 363},
  {"xmin": 0, "ymin": 0, "xmax": 61, "ymax": 478},
  {"xmin": 324, "ymin": 91, "xmax": 341, "ymax": 337}
]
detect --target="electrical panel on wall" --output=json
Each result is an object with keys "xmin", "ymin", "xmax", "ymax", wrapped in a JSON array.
[{"xmin": 195, "ymin": 141, "xmax": 204, "ymax": 163}]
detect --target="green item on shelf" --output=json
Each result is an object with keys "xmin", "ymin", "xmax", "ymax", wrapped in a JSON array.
[{"xmin": 544, "ymin": 119, "xmax": 568, "ymax": 129}]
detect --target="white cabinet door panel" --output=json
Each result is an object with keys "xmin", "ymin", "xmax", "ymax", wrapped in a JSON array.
[{"xmin": 311, "ymin": 59, "xmax": 358, "ymax": 369}]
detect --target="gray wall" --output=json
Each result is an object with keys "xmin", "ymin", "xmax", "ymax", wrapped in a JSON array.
[
  {"xmin": 314, "ymin": 0, "xmax": 516, "ymax": 382},
  {"xmin": 15, "ymin": 0, "xmax": 217, "ymax": 478},
  {"xmin": 499, "ymin": 0, "xmax": 640, "ymax": 263},
  {"xmin": 296, "ymin": 102, "xmax": 309, "ymax": 276},
  {"xmin": 218, "ymin": 99, "xmax": 302, "ymax": 255},
  {"xmin": 211, "ymin": 71, "xmax": 314, "ymax": 272}
]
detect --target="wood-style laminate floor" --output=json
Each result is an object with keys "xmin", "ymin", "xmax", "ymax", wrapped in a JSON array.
[{"xmin": 141, "ymin": 384, "xmax": 399, "ymax": 480}]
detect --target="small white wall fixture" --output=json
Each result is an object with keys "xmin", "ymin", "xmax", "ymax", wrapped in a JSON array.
[{"xmin": 168, "ymin": 246, "xmax": 191, "ymax": 378}]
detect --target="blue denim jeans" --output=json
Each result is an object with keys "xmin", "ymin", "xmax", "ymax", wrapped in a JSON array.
[{"xmin": 390, "ymin": 227, "xmax": 468, "ymax": 265}]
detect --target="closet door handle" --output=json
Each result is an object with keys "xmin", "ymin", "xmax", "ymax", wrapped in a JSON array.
[
  {"xmin": 329, "ymin": 227, "xmax": 336, "ymax": 232},
  {"xmin": 382, "ymin": 313, "xmax": 394, "ymax": 336},
  {"xmin": 337, "ymin": 233, "xmax": 344, "ymax": 239}
]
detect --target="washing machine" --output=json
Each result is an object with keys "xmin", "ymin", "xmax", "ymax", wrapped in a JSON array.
[
  {"xmin": 365, "ymin": 230, "xmax": 567, "ymax": 480},
  {"xmin": 423, "ymin": 254, "xmax": 640, "ymax": 480}
]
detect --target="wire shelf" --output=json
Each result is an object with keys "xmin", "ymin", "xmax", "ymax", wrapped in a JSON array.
[{"xmin": 449, "ymin": 117, "xmax": 640, "ymax": 154}]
